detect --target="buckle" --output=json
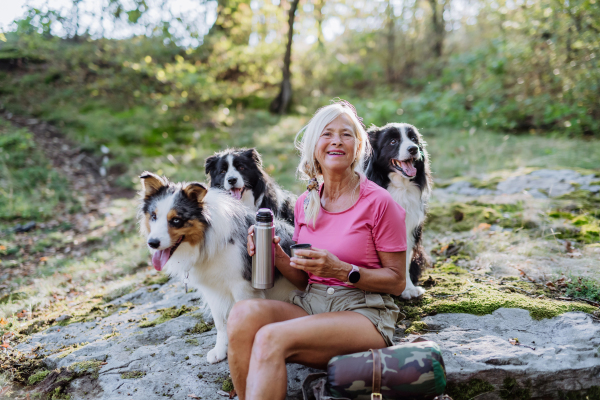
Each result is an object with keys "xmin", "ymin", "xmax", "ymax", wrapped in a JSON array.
[{"xmin": 371, "ymin": 394, "xmax": 382, "ymax": 400}]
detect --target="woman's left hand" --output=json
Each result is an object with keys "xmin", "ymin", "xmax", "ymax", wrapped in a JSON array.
[{"xmin": 290, "ymin": 248, "xmax": 350, "ymax": 281}]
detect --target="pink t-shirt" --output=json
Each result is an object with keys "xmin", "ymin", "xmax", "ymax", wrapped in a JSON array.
[{"xmin": 292, "ymin": 174, "xmax": 407, "ymax": 288}]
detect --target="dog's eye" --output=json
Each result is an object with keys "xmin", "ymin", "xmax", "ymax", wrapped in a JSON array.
[
  {"xmin": 220, "ymin": 169, "xmax": 226, "ymax": 174},
  {"xmin": 150, "ymin": 213, "xmax": 157, "ymax": 221},
  {"xmin": 172, "ymin": 218, "xmax": 180, "ymax": 224},
  {"xmin": 237, "ymin": 166, "xmax": 245, "ymax": 171},
  {"xmin": 390, "ymin": 139, "xmax": 398, "ymax": 145}
]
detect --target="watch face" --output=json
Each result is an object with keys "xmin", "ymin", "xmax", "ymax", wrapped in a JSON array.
[{"xmin": 349, "ymin": 270, "xmax": 360, "ymax": 284}]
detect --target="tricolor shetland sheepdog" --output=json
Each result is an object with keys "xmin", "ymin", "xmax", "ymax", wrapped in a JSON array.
[
  {"xmin": 366, "ymin": 123, "xmax": 433, "ymax": 300},
  {"xmin": 205, "ymin": 148, "xmax": 296, "ymax": 224},
  {"xmin": 138, "ymin": 172, "xmax": 296, "ymax": 363}
]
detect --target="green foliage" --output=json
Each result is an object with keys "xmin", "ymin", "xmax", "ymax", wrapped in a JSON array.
[{"xmin": 0, "ymin": 119, "xmax": 79, "ymax": 220}]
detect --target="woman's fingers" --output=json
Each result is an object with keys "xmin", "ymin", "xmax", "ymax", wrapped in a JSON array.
[
  {"xmin": 247, "ymin": 225, "xmax": 255, "ymax": 256},
  {"xmin": 273, "ymin": 235, "xmax": 280, "ymax": 244},
  {"xmin": 293, "ymin": 248, "xmax": 325, "ymax": 259}
]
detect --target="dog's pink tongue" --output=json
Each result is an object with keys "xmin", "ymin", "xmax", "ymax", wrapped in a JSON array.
[
  {"xmin": 401, "ymin": 161, "xmax": 417, "ymax": 177},
  {"xmin": 231, "ymin": 189, "xmax": 242, "ymax": 200},
  {"xmin": 152, "ymin": 249, "xmax": 171, "ymax": 271}
]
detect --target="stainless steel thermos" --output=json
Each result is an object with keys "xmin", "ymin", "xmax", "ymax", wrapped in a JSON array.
[{"xmin": 252, "ymin": 208, "xmax": 275, "ymax": 289}]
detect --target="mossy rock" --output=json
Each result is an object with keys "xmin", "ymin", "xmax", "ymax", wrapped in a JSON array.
[{"xmin": 139, "ymin": 305, "xmax": 196, "ymax": 328}]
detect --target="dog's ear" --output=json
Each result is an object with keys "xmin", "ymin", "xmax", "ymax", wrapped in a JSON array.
[
  {"xmin": 241, "ymin": 148, "xmax": 263, "ymax": 167},
  {"xmin": 183, "ymin": 182, "xmax": 207, "ymax": 203},
  {"xmin": 140, "ymin": 172, "xmax": 167, "ymax": 198},
  {"xmin": 205, "ymin": 155, "xmax": 219, "ymax": 176},
  {"xmin": 366, "ymin": 126, "xmax": 381, "ymax": 152}
]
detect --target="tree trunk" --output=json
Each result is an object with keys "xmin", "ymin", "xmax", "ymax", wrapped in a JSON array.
[
  {"xmin": 429, "ymin": 0, "xmax": 444, "ymax": 58},
  {"xmin": 386, "ymin": 0, "xmax": 396, "ymax": 84},
  {"xmin": 315, "ymin": 0, "xmax": 325, "ymax": 49},
  {"xmin": 270, "ymin": 0, "xmax": 300, "ymax": 115}
]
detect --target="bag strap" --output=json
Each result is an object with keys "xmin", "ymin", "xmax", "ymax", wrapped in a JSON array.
[{"xmin": 370, "ymin": 349, "xmax": 382, "ymax": 400}]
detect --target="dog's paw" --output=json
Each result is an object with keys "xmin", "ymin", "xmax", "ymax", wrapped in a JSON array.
[
  {"xmin": 401, "ymin": 285, "xmax": 425, "ymax": 300},
  {"xmin": 207, "ymin": 347, "xmax": 227, "ymax": 364}
]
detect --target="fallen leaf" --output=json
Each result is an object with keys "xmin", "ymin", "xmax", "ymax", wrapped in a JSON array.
[
  {"xmin": 217, "ymin": 390, "xmax": 230, "ymax": 396},
  {"xmin": 1, "ymin": 341, "xmax": 11, "ymax": 349},
  {"xmin": 473, "ymin": 223, "xmax": 491, "ymax": 232},
  {"xmin": 0, "ymin": 386, "xmax": 11, "ymax": 396},
  {"xmin": 545, "ymin": 282, "xmax": 557, "ymax": 291},
  {"xmin": 0, "ymin": 245, "xmax": 6, "ymax": 251},
  {"xmin": 39, "ymin": 256, "xmax": 48, "ymax": 262},
  {"xmin": 187, "ymin": 395, "xmax": 200, "ymax": 399},
  {"xmin": 229, "ymin": 389, "xmax": 237, "ymax": 399},
  {"xmin": 509, "ymin": 338, "xmax": 519, "ymax": 345},
  {"xmin": 0, "ymin": 318, "xmax": 7, "ymax": 326}
]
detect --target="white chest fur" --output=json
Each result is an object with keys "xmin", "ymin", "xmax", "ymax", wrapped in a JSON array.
[{"xmin": 387, "ymin": 173, "xmax": 427, "ymax": 233}]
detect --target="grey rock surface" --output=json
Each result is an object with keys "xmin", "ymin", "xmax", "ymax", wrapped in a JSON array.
[
  {"xmin": 437, "ymin": 169, "xmax": 599, "ymax": 198},
  {"xmin": 409, "ymin": 308, "xmax": 600, "ymax": 398},
  {"xmin": 15, "ymin": 280, "xmax": 316, "ymax": 400}
]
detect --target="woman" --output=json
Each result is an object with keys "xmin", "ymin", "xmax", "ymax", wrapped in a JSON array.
[{"xmin": 227, "ymin": 101, "xmax": 407, "ymax": 400}]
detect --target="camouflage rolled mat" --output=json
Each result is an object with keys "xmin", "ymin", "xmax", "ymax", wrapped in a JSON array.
[{"xmin": 327, "ymin": 341, "xmax": 446, "ymax": 400}]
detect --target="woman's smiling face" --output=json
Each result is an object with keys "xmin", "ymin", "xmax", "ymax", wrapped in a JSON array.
[{"xmin": 315, "ymin": 113, "xmax": 358, "ymax": 175}]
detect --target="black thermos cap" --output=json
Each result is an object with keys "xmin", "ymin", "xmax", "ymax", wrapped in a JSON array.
[{"xmin": 256, "ymin": 208, "xmax": 274, "ymax": 223}]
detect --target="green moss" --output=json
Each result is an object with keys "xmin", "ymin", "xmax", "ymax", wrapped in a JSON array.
[
  {"xmin": 188, "ymin": 320, "xmax": 212, "ymax": 334},
  {"xmin": 185, "ymin": 338, "xmax": 199, "ymax": 346},
  {"xmin": 27, "ymin": 369, "xmax": 50, "ymax": 385},
  {"xmin": 51, "ymin": 387, "xmax": 71, "ymax": 400},
  {"xmin": 438, "ymin": 263, "xmax": 468, "ymax": 275},
  {"xmin": 68, "ymin": 360, "xmax": 103, "ymax": 379},
  {"xmin": 139, "ymin": 305, "xmax": 196, "ymax": 328},
  {"xmin": 404, "ymin": 321, "xmax": 428, "ymax": 334},
  {"xmin": 428, "ymin": 201, "xmax": 525, "ymax": 232},
  {"xmin": 500, "ymin": 377, "xmax": 531, "ymax": 400},
  {"xmin": 446, "ymin": 379, "xmax": 495, "ymax": 400},
  {"xmin": 121, "ymin": 371, "xmax": 146, "ymax": 379},
  {"xmin": 222, "ymin": 377, "xmax": 234, "ymax": 392},
  {"xmin": 143, "ymin": 274, "xmax": 171, "ymax": 286}
]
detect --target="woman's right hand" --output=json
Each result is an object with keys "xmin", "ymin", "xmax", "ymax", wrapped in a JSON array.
[{"xmin": 247, "ymin": 225, "xmax": 255, "ymax": 256}]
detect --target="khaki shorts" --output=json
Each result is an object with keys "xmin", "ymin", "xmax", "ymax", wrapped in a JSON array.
[{"xmin": 289, "ymin": 284, "xmax": 399, "ymax": 346}]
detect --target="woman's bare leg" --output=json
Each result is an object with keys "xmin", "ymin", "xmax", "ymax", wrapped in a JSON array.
[
  {"xmin": 227, "ymin": 299, "xmax": 308, "ymax": 400},
  {"xmin": 246, "ymin": 311, "xmax": 386, "ymax": 400}
]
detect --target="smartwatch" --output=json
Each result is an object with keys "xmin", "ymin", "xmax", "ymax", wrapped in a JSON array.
[{"xmin": 348, "ymin": 264, "xmax": 360, "ymax": 284}]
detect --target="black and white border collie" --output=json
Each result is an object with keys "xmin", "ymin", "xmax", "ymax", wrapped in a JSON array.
[
  {"xmin": 366, "ymin": 123, "xmax": 432, "ymax": 300},
  {"xmin": 138, "ymin": 172, "xmax": 296, "ymax": 363},
  {"xmin": 205, "ymin": 148, "xmax": 296, "ymax": 224}
]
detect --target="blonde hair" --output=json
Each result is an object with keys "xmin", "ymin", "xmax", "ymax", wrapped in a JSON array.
[{"xmin": 295, "ymin": 100, "xmax": 371, "ymax": 227}]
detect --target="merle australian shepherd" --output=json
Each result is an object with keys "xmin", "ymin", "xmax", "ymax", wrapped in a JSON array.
[
  {"xmin": 205, "ymin": 148, "xmax": 296, "ymax": 224},
  {"xmin": 138, "ymin": 172, "xmax": 296, "ymax": 364},
  {"xmin": 366, "ymin": 123, "xmax": 432, "ymax": 299}
]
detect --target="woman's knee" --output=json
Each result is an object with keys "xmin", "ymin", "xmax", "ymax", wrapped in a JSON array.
[
  {"xmin": 251, "ymin": 324, "xmax": 288, "ymax": 363},
  {"xmin": 227, "ymin": 299, "xmax": 267, "ymax": 338}
]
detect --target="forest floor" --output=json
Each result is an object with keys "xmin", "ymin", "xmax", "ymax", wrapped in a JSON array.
[{"xmin": 1, "ymin": 114, "xmax": 599, "ymax": 399}]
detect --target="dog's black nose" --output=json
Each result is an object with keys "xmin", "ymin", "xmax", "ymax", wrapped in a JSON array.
[
  {"xmin": 148, "ymin": 238, "xmax": 160, "ymax": 249},
  {"xmin": 407, "ymin": 146, "xmax": 418, "ymax": 156},
  {"xmin": 228, "ymin": 177, "xmax": 237, "ymax": 185}
]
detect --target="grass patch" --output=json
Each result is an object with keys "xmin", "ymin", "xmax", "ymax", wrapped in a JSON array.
[
  {"xmin": 0, "ymin": 119, "xmax": 80, "ymax": 220},
  {"xmin": 446, "ymin": 379, "xmax": 495, "ymax": 400},
  {"xmin": 143, "ymin": 274, "xmax": 171, "ymax": 286},
  {"xmin": 138, "ymin": 305, "xmax": 195, "ymax": 328},
  {"xmin": 428, "ymin": 201, "xmax": 525, "ymax": 232}
]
